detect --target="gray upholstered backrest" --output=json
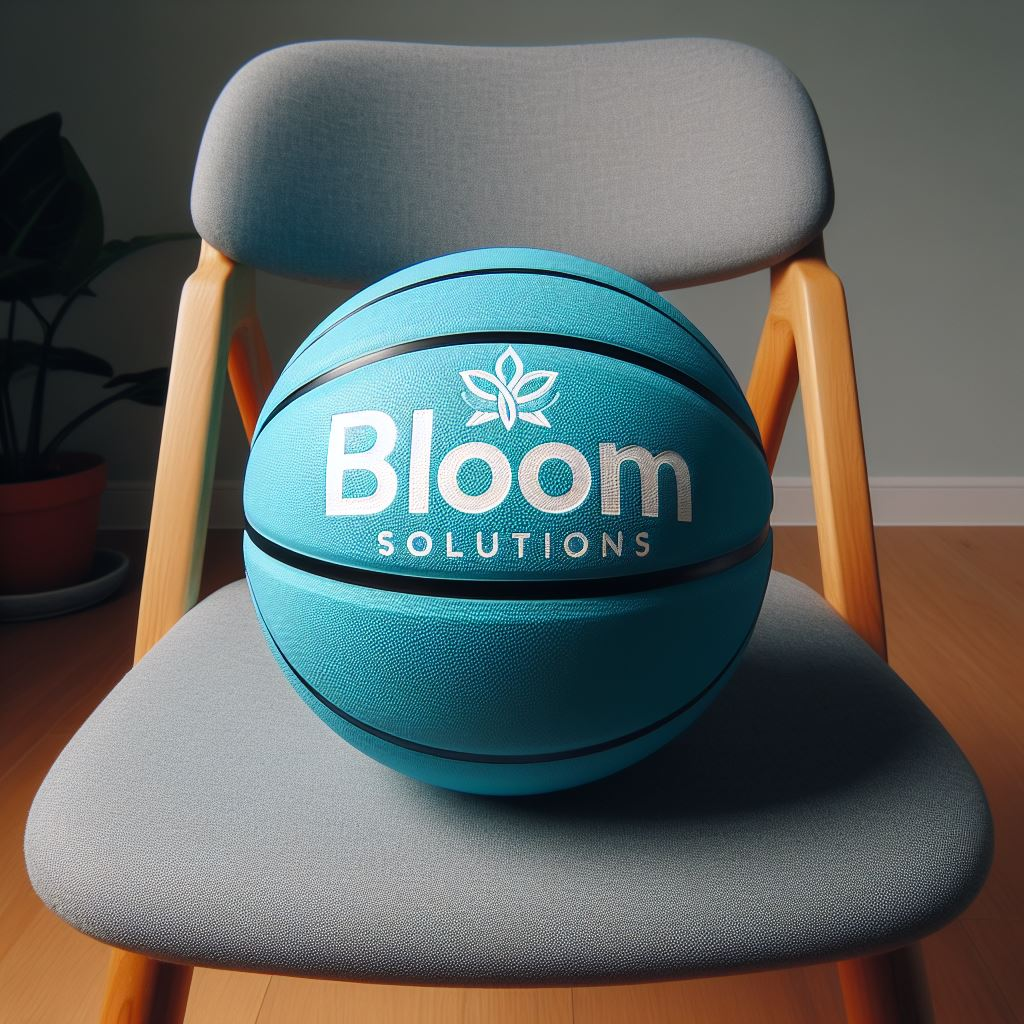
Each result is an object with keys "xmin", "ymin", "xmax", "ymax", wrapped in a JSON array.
[{"xmin": 191, "ymin": 39, "xmax": 833, "ymax": 290}]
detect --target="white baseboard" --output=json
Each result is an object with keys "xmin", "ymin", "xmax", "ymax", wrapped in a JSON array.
[
  {"xmin": 770, "ymin": 476, "xmax": 1024, "ymax": 526},
  {"xmin": 101, "ymin": 476, "xmax": 1024, "ymax": 530}
]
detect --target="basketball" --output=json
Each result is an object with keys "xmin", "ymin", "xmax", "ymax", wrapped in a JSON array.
[{"xmin": 243, "ymin": 247, "xmax": 773, "ymax": 795}]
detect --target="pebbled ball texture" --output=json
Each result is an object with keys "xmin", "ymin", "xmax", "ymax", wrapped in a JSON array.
[{"xmin": 243, "ymin": 247, "xmax": 773, "ymax": 794}]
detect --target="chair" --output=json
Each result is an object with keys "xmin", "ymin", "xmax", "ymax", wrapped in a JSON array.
[{"xmin": 24, "ymin": 38, "xmax": 991, "ymax": 1023}]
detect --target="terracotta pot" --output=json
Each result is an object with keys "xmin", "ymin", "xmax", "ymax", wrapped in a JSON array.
[{"xmin": 0, "ymin": 453, "xmax": 107, "ymax": 595}]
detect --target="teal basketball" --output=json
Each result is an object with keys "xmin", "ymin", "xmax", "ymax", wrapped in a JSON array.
[{"xmin": 243, "ymin": 247, "xmax": 772, "ymax": 795}]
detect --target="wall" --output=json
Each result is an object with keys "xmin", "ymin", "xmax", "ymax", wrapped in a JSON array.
[{"xmin": 3, "ymin": 0, "xmax": 1021, "ymax": 524}]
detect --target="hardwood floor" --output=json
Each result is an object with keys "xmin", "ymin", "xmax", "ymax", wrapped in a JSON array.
[{"xmin": 0, "ymin": 527, "xmax": 1020, "ymax": 1023}]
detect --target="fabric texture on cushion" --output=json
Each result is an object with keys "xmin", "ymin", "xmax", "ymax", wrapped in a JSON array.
[
  {"xmin": 24, "ymin": 573, "xmax": 990, "ymax": 985},
  {"xmin": 190, "ymin": 38, "xmax": 833, "ymax": 289}
]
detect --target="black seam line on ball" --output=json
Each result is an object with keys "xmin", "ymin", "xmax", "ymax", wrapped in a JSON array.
[
  {"xmin": 281, "ymin": 265, "xmax": 735, "ymax": 383},
  {"xmin": 249, "ymin": 584, "xmax": 757, "ymax": 764},
  {"xmin": 255, "ymin": 330, "xmax": 765, "ymax": 456},
  {"xmin": 244, "ymin": 522, "xmax": 771, "ymax": 600}
]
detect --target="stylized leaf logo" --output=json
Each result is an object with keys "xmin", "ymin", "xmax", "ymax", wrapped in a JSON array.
[{"xmin": 459, "ymin": 345, "xmax": 559, "ymax": 430}]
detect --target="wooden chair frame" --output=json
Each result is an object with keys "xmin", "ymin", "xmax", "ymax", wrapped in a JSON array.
[{"xmin": 97, "ymin": 238, "xmax": 934, "ymax": 1024}]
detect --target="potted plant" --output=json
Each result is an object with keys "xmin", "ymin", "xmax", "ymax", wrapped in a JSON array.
[{"xmin": 0, "ymin": 113, "xmax": 193, "ymax": 595}]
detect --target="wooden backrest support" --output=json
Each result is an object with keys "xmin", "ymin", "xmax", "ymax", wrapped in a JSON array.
[{"xmin": 134, "ymin": 236, "xmax": 886, "ymax": 665}]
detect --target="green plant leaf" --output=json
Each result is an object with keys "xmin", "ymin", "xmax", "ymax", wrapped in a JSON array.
[
  {"xmin": 40, "ymin": 366, "xmax": 168, "ymax": 461},
  {"xmin": 1, "ymin": 340, "xmax": 113, "ymax": 378},
  {"xmin": 90, "ymin": 232, "xmax": 197, "ymax": 277},
  {"xmin": 0, "ymin": 114, "xmax": 104, "ymax": 299},
  {"xmin": 103, "ymin": 366, "xmax": 169, "ymax": 406},
  {"xmin": 44, "ymin": 233, "xmax": 197, "ymax": 310},
  {"xmin": 49, "ymin": 138, "xmax": 104, "ymax": 292},
  {"xmin": 0, "ymin": 255, "xmax": 48, "ymax": 283}
]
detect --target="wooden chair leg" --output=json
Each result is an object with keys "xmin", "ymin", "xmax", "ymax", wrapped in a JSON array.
[
  {"xmin": 227, "ymin": 306, "xmax": 275, "ymax": 443},
  {"xmin": 837, "ymin": 945, "xmax": 934, "ymax": 1024},
  {"xmin": 100, "ymin": 949, "xmax": 193, "ymax": 1024},
  {"xmin": 134, "ymin": 242, "xmax": 253, "ymax": 661},
  {"xmin": 746, "ymin": 296, "xmax": 798, "ymax": 473},
  {"xmin": 771, "ymin": 239, "xmax": 888, "ymax": 659}
]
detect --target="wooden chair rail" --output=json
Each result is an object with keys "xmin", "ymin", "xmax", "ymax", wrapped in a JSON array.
[
  {"xmin": 228, "ymin": 304, "xmax": 275, "ymax": 443},
  {"xmin": 748, "ymin": 240, "xmax": 887, "ymax": 659},
  {"xmin": 747, "ymin": 287, "xmax": 799, "ymax": 472},
  {"xmin": 133, "ymin": 242, "xmax": 269, "ymax": 662}
]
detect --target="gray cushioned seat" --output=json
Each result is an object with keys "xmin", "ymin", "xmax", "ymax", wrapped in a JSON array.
[
  {"xmin": 25, "ymin": 573, "xmax": 991, "ymax": 985},
  {"xmin": 191, "ymin": 38, "xmax": 833, "ymax": 289}
]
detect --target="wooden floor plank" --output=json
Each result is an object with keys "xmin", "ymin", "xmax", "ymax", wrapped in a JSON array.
[
  {"xmin": 0, "ymin": 732, "xmax": 75, "ymax": 963},
  {"xmin": 255, "ymin": 978, "xmax": 573, "ymax": 1024},
  {"xmin": 0, "ymin": 907, "xmax": 108, "ymax": 1024},
  {"xmin": 921, "ymin": 920, "xmax": 1017, "ymax": 1023},
  {"xmin": 1, "ymin": 527, "xmax": 1019, "ymax": 1023},
  {"xmin": 183, "ymin": 969, "xmax": 273, "ymax": 1024},
  {"xmin": 0, "ymin": 533, "xmax": 145, "ymax": 779},
  {"xmin": 572, "ymin": 962, "xmax": 845, "ymax": 1023},
  {"xmin": 959, "ymin": 919, "xmax": 1024, "ymax": 1023}
]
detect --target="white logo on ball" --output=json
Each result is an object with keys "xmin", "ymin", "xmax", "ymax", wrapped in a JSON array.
[
  {"xmin": 460, "ymin": 345, "xmax": 559, "ymax": 430},
  {"xmin": 323, "ymin": 343, "xmax": 692, "ymax": 530},
  {"xmin": 325, "ymin": 412, "xmax": 690, "ymax": 522}
]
